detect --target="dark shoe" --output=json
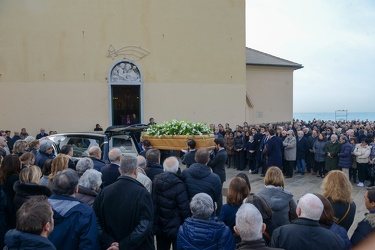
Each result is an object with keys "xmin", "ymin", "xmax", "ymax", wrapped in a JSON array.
[
  {"xmin": 301, "ymin": 173, "xmax": 305, "ymax": 175},
  {"xmin": 251, "ymin": 171, "xmax": 258, "ymax": 174},
  {"xmin": 295, "ymin": 171, "xmax": 300, "ymax": 174},
  {"xmin": 260, "ymin": 174, "xmax": 265, "ymax": 177},
  {"xmin": 321, "ymin": 175, "xmax": 325, "ymax": 178},
  {"xmin": 285, "ymin": 176, "xmax": 292, "ymax": 178},
  {"xmin": 317, "ymin": 175, "xmax": 322, "ymax": 178}
]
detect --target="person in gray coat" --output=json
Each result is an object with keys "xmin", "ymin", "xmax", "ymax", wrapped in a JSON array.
[
  {"xmin": 257, "ymin": 167, "xmax": 297, "ymax": 227},
  {"xmin": 313, "ymin": 133, "xmax": 327, "ymax": 178},
  {"xmin": 283, "ymin": 130, "xmax": 296, "ymax": 178}
]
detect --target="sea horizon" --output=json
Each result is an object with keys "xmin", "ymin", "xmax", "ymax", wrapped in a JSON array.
[{"xmin": 293, "ymin": 112, "xmax": 375, "ymax": 122}]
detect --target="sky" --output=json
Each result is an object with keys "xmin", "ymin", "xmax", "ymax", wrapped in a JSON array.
[{"xmin": 246, "ymin": 0, "xmax": 375, "ymax": 113}]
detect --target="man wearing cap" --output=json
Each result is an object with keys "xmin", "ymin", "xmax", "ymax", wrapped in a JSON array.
[{"xmin": 35, "ymin": 140, "xmax": 55, "ymax": 168}]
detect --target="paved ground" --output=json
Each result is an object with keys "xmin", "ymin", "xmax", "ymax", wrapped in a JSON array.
[{"xmin": 180, "ymin": 163, "xmax": 368, "ymax": 237}]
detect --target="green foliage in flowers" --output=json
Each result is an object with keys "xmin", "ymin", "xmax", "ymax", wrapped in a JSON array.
[{"xmin": 145, "ymin": 120, "xmax": 212, "ymax": 136}]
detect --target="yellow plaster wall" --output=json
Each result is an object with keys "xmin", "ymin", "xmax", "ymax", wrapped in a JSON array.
[
  {"xmin": 246, "ymin": 66, "xmax": 294, "ymax": 124},
  {"xmin": 0, "ymin": 0, "xmax": 246, "ymax": 134}
]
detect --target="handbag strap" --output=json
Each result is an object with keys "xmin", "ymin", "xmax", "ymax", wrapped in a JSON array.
[
  {"xmin": 337, "ymin": 203, "xmax": 351, "ymax": 224},
  {"xmin": 263, "ymin": 230, "xmax": 271, "ymax": 240}
]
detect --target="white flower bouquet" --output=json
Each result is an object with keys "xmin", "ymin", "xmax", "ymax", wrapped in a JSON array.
[{"xmin": 142, "ymin": 120, "xmax": 215, "ymax": 150}]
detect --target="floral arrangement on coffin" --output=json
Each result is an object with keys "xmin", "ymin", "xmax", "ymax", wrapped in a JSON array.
[{"xmin": 142, "ymin": 120, "xmax": 215, "ymax": 150}]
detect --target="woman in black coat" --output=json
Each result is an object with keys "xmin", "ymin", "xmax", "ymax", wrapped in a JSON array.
[
  {"xmin": 13, "ymin": 165, "xmax": 52, "ymax": 212},
  {"xmin": 0, "ymin": 155, "xmax": 21, "ymax": 230}
]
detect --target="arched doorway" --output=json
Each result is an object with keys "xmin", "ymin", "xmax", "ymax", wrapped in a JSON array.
[{"xmin": 108, "ymin": 59, "xmax": 143, "ymax": 126}]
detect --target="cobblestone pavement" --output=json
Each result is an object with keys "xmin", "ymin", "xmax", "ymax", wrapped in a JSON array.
[{"xmin": 180, "ymin": 162, "xmax": 368, "ymax": 237}]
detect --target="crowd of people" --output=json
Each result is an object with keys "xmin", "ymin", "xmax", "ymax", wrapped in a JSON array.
[
  {"xmin": 0, "ymin": 119, "xmax": 375, "ymax": 249},
  {"xmin": 213, "ymin": 119, "xmax": 375, "ymax": 188}
]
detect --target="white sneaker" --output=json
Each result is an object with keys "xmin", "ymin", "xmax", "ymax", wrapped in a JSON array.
[
  {"xmin": 357, "ymin": 182, "xmax": 364, "ymax": 187},
  {"xmin": 249, "ymin": 170, "xmax": 252, "ymax": 174}
]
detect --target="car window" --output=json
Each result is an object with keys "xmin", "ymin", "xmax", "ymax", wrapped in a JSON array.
[
  {"xmin": 111, "ymin": 135, "xmax": 138, "ymax": 156},
  {"xmin": 60, "ymin": 136, "xmax": 101, "ymax": 157}
]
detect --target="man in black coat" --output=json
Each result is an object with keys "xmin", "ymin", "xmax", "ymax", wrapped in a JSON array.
[
  {"xmin": 89, "ymin": 146, "xmax": 106, "ymax": 172},
  {"xmin": 208, "ymin": 138, "xmax": 228, "ymax": 184},
  {"xmin": 265, "ymin": 129, "xmax": 283, "ymax": 169},
  {"xmin": 94, "ymin": 155, "xmax": 154, "ymax": 250},
  {"xmin": 100, "ymin": 148, "xmax": 121, "ymax": 187},
  {"xmin": 139, "ymin": 140, "xmax": 152, "ymax": 158},
  {"xmin": 145, "ymin": 149, "xmax": 163, "ymax": 181},
  {"xmin": 181, "ymin": 139, "xmax": 196, "ymax": 168},
  {"xmin": 296, "ymin": 131, "xmax": 310, "ymax": 175},
  {"xmin": 270, "ymin": 193, "xmax": 346, "ymax": 250},
  {"xmin": 35, "ymin": 128, "xmax": 48, "ymax": 140},
  {"xmin": 182, "ymin": 148, "xmax": 222, "ymax": 216},
  {"xmin": 152, "ymin": 157, "xmax": 191, "ymax": 250}
]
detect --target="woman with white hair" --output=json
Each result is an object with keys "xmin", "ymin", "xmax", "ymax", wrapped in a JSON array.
[
  {"xmin": 75, "ymin": 157, "xmax": 94, "ymax": 177},
  {"xmin": 177, "ymin": 193, "xmax": 235, "ymax": 250},
  {"xmin": 76, "ymin": 169, "xmax": 102, "ymax": 206}
]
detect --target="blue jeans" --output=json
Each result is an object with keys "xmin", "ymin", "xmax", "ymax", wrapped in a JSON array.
[{"xmin": 296, "ymin": 159, "xmax": 306, "ymax": 173}]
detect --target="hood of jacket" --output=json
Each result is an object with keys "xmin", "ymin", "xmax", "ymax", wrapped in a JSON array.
[
  {"xmin": 258, "ymin": 186, "xmax": 293, "ymax": 211},
  {"xmin": 187, "ymin": 163, "xmax": 212, "ymax": 179},
  {"xmin": 153, "ymin": 172, "xmax": 183, "ymax": 192},
  {"xmin": 179, "ymin": 217, "xmax": 227, "ymax": 248}
]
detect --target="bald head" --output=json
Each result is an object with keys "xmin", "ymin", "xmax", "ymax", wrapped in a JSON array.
[
  {"xmin": 136, "ymin": 155, "xmax": 146, "ymax": 169},
  {"xmin": 108, "ymin": 148, "xmax": 122, "ymax": 163},
  {"xmin": 163, "ymin": 156, "xmax": 179, "ymax": 173},
  {"xmin": 297, "ymin": 193, "xmax": 323, "ymax": 221},
  {"xmin": 89, "ymin": 146, "xmax": 102, "ymax": 159}
]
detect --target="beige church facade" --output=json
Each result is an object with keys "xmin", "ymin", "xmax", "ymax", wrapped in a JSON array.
[
  {"xmin": 0, "ymin": 0, "xmax": 301, "ymax": 135},
  {"xmin": 245, "ymin": 48, "xmax": 303, "ymax": 125}
]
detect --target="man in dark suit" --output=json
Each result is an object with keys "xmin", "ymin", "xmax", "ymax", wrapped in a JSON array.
[
  {"xmin": 208, "ymin": 138, "xmax": 228, "ymax": 184},
  {"xmin": 265, "ymin": 129, "xmax": 283, "ymax": 171},
  {"xmin": 252, "ymin": 127, "xmax": 266, "ymax": 175},
  {"xmin": 35, "ymin": 128, "xmax": 48, "ymax": 139},
  {"xmin": 181, "ymin": 139, "xmax": 197, "ymax": 168},
  {"xmin": 139, "ymin": 140, "xmax": 152, "ymax": 158},
  {"xmin": 100, "ymin": 148, "xmax": 122, "ymax": 187},
  {"xmin": 89, "ymin": 146, "xmax": 106, "ymax": 171}
]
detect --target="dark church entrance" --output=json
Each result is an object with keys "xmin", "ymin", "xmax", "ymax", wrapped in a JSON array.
[{"xmin": 111, "ymin": 85, "xmax": 141, "ymax": 126}]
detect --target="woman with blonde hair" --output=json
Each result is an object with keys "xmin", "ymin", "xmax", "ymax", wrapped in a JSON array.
[
  {"xmin": 48, "ymin": 153, "xmax": 69, "ymax": 188},
  {"xmin": 314, "ymin": 193, "xmax": 351, "ymax": 249},
  {"xmin": 19, "ymin": 152, "xmax": 35, "ymax": 168},
  {"xmin": 219, "ymin": 177, "xmax": 249, "ymax": 233},
  {"xmin": 257, "ymin": 166, "xmax": 297, "ymax": 227},
  {"xmin": 321, "ymin": 170, "xmax": 356, "ymax": 231},
  {"xmin": 12, "ymin": 140, "xmax": 29, "ymax": 157},
  {"xmin": 13, "ymin": 165, "xmax": 52, "ymax": 211}
]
